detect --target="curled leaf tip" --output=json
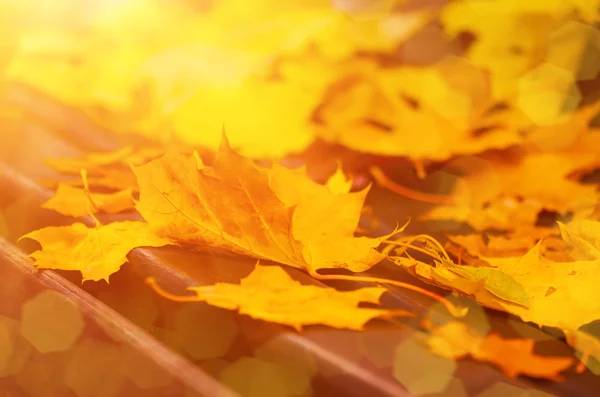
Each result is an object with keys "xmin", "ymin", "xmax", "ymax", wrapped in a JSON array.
[{"xmin": 220, "ymin": 125, "xmax": 231, "ymax": 150}]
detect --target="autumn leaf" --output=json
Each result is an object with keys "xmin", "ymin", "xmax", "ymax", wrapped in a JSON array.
[
  {"xmin": 427, "ymin": 321, "xmax": 574, "ymax": 380},
  {"xmin": 133, "ymin": 136, "xmax": 398, "ymax": 273},
  {"xmin": 444, "ymin": 265, "xmax": 529, "ymax": 307},
  {"xmin": 325, "ymin": 163, "xmax": 352, "ymax": 195},
  {"xmin": 316, "ymin": 57, "xmax": 526, "ymax": 161},
  {"xmin": 8, "ymin": 0, "xmax": 428, "ymax": 158},
  {"xmin": 394, "ymin": 223, "xmax": 600, "ymax": 332},
  {"xmin": 6, "ymin": 0, "xmax": 600, "ymax": 386},
  {"xmin": 447, "ymin": 229, "xmax": 564, "ymax": 259},
  {"xmin": 146, "ymin": 44, "xmax": 327, "ymax": 158},
  {"xmin": 440, "ymin": 0, "xmax": 599, "ymax": 100},
  {"xmin": 46, "ymin": 146, "xmax": 163, "ymax": 176},
  {"xmin": 41, "ymin": 168, "xmax": 140, "ymax": 192},
  {"xmin": 420, "ymin": 147, "xmax": 600, "ymax": 231},
  {"xmin": 477, "ymin": 241, "xmax": 600, "ymax": 332},
  {"xmin": 43, "ymin": 146, "xmax": 163, "ymax": 192},
  {"xmin": 558, "ymin": 219, "xmax": 600, "ymax": 260},
  {"xmin": 390, "ymin": 253, "xmax": 529, "ymax": 308},
  {"xmin": 42, "ymin": 184, "xmax": 134, "ymax": 217},
  {"xmin": 20, "ymin": 221, "xmax": 172, "ymax": 281},
  {"xmin": 147, "ymin": 263, "xmax": 413, "ymax": 331}
]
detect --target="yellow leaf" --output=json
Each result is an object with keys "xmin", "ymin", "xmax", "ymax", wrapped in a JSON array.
[
  {"xmin": 20, "ymin": 221, "xmax": 171, "ymax": 282},
  {"xmin": 148, "ymin": 263, "xmax": 411, "ymax": 331},
  {"xmin": 41, "ymin": 184, "xmax": 134, "ymax": 218},
  {"xmin": 397, "ymin": 234, "xmax": 600, "ymax": 332},
  {"xmin": 558, "ymin": 219, "xmax": 600, "ymax": 260},
  {"xmin": 391, "ymin": 252, "xmax": 529, "ymax": 308},
  {"xmin": 41, "ymin": 169, "xmax": 140, "ymax": 192},
  {"xmin": 43, "ymin": 146, "xmax": 163, "ymax": 192},
  {"xmin": 46, "ymin": 146, "xmax": 163, "ymax": 176},
  {"xmin": 133, "ymin": 137, "xmax": 396, "ymax": 273},
  {"xmin": 427, "ymin": 321, "xmax": 574, "ymax": 380},
  {"xmin": 420, "ymin": 148, "xmax": 600, "ymax": 230},
  {"xmin": 317, "ymin": 58, "xmax": 525, "ymax": 161},
  {"xmin": 444, "ymin": 266, "xmax": 529, "ymax": 307},
  {"xmin": 440, "ymin": 0, "xmax": 600, "ymax": 99},
  {"xmin": 326, "ymin": 163, "xmax": 352, "ymax": 195}
]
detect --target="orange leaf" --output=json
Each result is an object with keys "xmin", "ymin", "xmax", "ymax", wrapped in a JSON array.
[
  {"xmin": 427, "ymin": 321, "xmax": 574, "ymax": 380},
  {"xmin": 420, "ymin": 150, "xmax": 600, "ymax": 231},
  {"xmin": 148, "ymin": 262, "xmax": 413, "ymax": 331},
  {"xmin": 133, "ymin": 136, "xmax": 399, "ymax": 273},
  {"xmin": 476, "ymin": 334, "xmax": 573, "ymax": 380}
]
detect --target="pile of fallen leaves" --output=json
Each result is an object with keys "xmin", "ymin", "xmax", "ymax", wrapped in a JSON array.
[{"xmin": 4, "ymin": 0, "xmax": 600, "ymax": 388}]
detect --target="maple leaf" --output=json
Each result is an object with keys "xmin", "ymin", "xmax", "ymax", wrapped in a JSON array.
[
  {"xmin": 43, "ymin": 146, "xmax": 163, "ymax": 192},
  {"xmin": 133, "ymin": 136, "xmax": 397, "ymax": 273},
  {"xmin": 558, "ymin": 219, "xmax": 600, "ymax": 260},
  {"xmin": 20, "ymin": 221, "xmax": 171, "ymax": 282},
  {"xmin": 7, "ymin": 0, "xmax": 428, "ymax": 158},
  {"xmin": 440, "ymin": 0, "xmax": 600, "ymax": 100},
  {"xmin": 447, "ymin": 229, "xmax": 563, "ymax": 259},
  {"xmin": 147, "ymin": 263, "xmax": 413, "ymax": 331},
  {"xmin": 46, "ymin": 146, "xmax": 163, "ymax": 176},
  {"xmin": 140, "ymin": 3, "xmax": 425, "ymax": 158},
  {"xmin": 481, "ymin": 244, "xmax": 600, "ymax": 332},
  {"xmin": 316, "ymin": 57, "xmax": 527, "ymax": 161},
  {"xmin": 160, "ymin": 56, "xmax": 323, "ymax": 158},
  {"xmin": 390, "ymin": 253, "xmax": 529, "ymax": 308},
  {"xmin": 325, "ymin": 163, "xmax": 352, "ymax": 195},
  {"xmin": 41, "ymin": 168, "xmax": 140, "ymax": 192},
  {"xmin": 41, "ymin": 184, "xmax": 134, "ymax": 217},
  {"xmin": 444, "ymin": 265, "xmax": 529, "ymax": 307},
  {"xmin": 420, "ymin": 146, "xmax": 600, "ymax": 231},
  {"xmin": 394, "ymin": 222, "xmax": 600, "ymax": 332},
  {"xmin": 427, "ymin": 321, "xmax": 574, "ymax": 380}
]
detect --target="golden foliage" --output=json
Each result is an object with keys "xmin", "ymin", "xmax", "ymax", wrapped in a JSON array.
[
  {"xmin": 4, "ymin": 0, "xmax": 600, "ymax": 387},
  {"xmin": 21, "ymin": 221, "xmax": 171, "ymax": 281},
  {"xmin": 148, "ymin": 263, "xmax": 413, "ymax": 330},
  {"xmin": 133, "ymin": 137, "xmax": 397, "ymax": 273}
]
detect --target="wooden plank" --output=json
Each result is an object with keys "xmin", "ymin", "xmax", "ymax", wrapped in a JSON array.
[{"xmin": 0, "ymin": 237, "xmax": 238, "ymax": 397}]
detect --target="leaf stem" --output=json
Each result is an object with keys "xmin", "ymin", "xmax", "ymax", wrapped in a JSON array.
[
  {"xmin": 80, "ymin": 168, "xmax": 101, "ymax": 227},
  {"xmin": 145, "ymin": 277, "xmax": 202, "ymax": 302},
  {"xmin": 369, "ymin": 166, "xmax": 455, "ymax": 205},
  {"xmin": 576, "ymin": 350, "xmax": 590, "ymax": 374},
  {"xmin": 382, "ymin": 234, "xmax": 451, "ymax": 261},
  {"xmin": 380, "ymin": 240, "xmax": 442, "ymax": 261},
  {"xmin": 307, "ymin": 270, "xmax": 464, "ymax": 317},
  {"xmin": 411, "ymin": 159, "xmax": 427, "ymax": 180}
]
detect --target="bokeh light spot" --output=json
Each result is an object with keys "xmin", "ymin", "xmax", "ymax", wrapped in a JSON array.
[
  {"xmin": 64, "ymin": 338, "xmax": 125, "ymax": 397},
  {"xmin": 393, "ymin": 335, "xmax": 456, "ymax": 395},
  {"xmin": 220, "ymin": 356, "xmax": 297, "ymax": 397},
  {"xmin": 21, "ymin": 290, "xmax": 84, "ymax": 353},
  {"xmin": 121, "ymin": 344, "xmax": 174, "ymax": 389},
  {"xmin": 170, "ymin": 303, "xmax": 239, "ymax": 361}
]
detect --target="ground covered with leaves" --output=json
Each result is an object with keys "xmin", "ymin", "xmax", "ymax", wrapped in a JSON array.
[{"xmin": 2, "ymin": 0, "xmax": 600, "ymax": 396}]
